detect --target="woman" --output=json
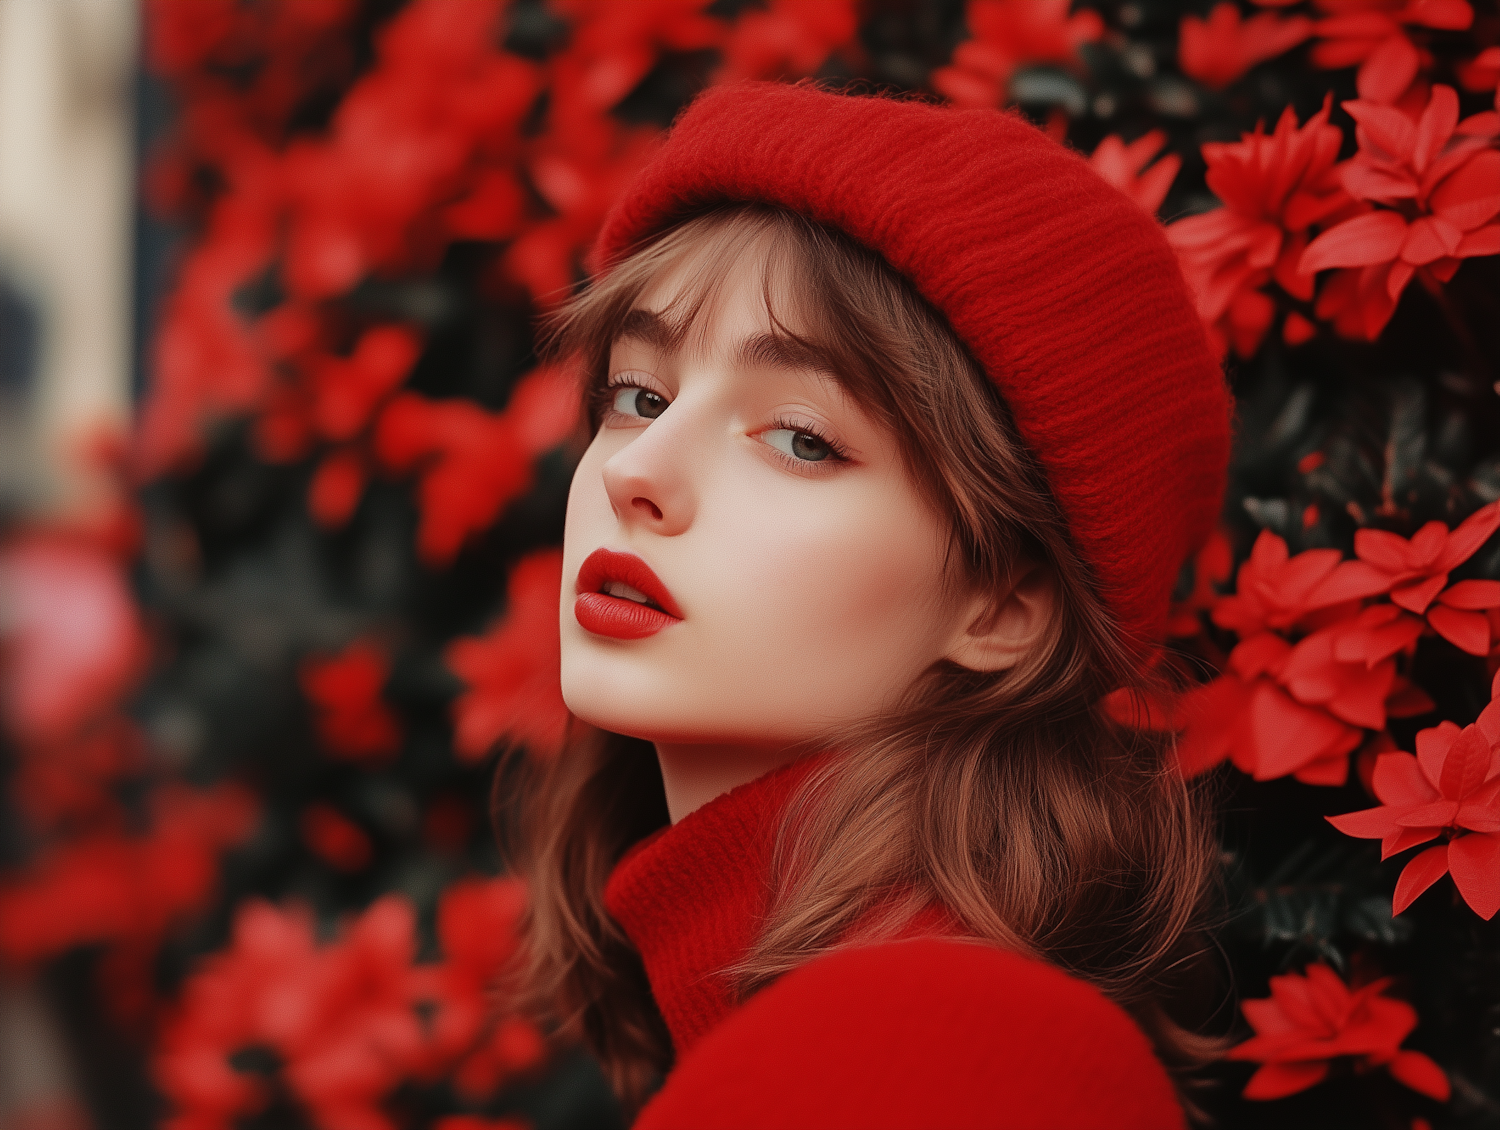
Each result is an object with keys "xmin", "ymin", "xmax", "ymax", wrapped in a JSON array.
[{"xmin": 506, "ymin": 80, "xmax": 1232, "ymax": 1129}]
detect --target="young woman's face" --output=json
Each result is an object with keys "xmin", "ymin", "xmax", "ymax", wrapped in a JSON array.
[{"xmin": 559, "ymin": 242, "xmax": 976, "ymax": 755}]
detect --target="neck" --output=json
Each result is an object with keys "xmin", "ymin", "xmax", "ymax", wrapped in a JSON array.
[{"xmin": 653, "ymin": 740, "xmax": 805, "ymax": 823}]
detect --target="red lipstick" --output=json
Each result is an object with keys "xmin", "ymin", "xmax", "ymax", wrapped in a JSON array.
[{"xmin": 575, "ymin": 549, "xmax": 683, "ymax": 639}]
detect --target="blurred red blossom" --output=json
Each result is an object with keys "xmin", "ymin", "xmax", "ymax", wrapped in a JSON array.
[
  {"xmin": 302, "ymin": 805, "xmax": 375, "ymax": 873},
  {"xmin": 1167, "ymin": 97, "xmax": 1356, "ymax": 358},
  {"xmin": 1302, "ymin": 85, "xmax": 1500, "ymax": 339},
  {"xmin": 1227, "ymin": 963, "xmax": 1449, "ymax": 1100},
  {"xmin": 300, "ymin": 640, "xmax": 403, "ymax": 763},
  {"xmin": 1088, "ymin": 130, "xmax": 1182, "ymax": 215},
  {"xmin": 447, "ymin": 550, "xmax": 569, "ymax": 762},
  {"xmin": 1329, "ymin": 689, "xmax": 1500, "ymax": 917},
  {"xmin": 931, "ymin": 0, "xmax": 1104, "ymax": 108},
  {"xmin": 1456, "ymin": 44, "xmax": 1500, "ymax": 106},
  {"xmin": 1310, "ymin": 0, "xmax": 1474, "ymax": 103},
  {"xmin": 156, "ymin": 880, "xmax": 538, "ymax": 1129},
  {"xmin": 1180, "ymin": 3, "xmax": 1312, "ymax": 90},
  {"xmin": 0, "ymin": 535, "xmax": 150, "ymax": 746},
  {"xmin": 375, "ymin": 365, "xmax": 578, "ymax": 566},
  {"xmin": 1167, "ymin": 528, "xmax": 1234, "ymax": 638},
  {"xmin": 716, "ymin": 0, "xmax": 859, "ymax": 83},
  {"xmin": 0, "ymin": 783, "xmax": 257, "ymax": 969}
]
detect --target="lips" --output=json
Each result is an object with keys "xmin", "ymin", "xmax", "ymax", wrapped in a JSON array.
[{"xmin": 575, "ymin": 548, "xmax": 683, "ymax": 639}]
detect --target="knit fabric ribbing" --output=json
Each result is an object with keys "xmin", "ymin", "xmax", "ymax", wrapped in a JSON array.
[{"xmin": 592, "ymin": 81, "xmax": 1232, "ymax": 649}]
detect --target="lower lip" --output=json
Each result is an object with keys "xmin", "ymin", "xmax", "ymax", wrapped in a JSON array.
[{"xmin": 575, "ymin": 593, "xmax": 680, "ymax": 639}]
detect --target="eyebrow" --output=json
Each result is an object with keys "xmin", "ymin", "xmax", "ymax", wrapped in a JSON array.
[{"xmin": 614, "ymin": 307, "xmax": 843, "ymax": 381}]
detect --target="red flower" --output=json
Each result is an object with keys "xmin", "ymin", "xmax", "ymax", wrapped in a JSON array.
[
  {"xmin": 716, "ymin": 0, "xmax": 860, "ymax": 83},
  {"xmin": 1167, "ymin": 97, "xmax": 1355, "ymax": 358},
  {"xmin": 0, "ymin": 783, "xmax": 256, "ymax": 967},
  {"xmin": 1315, "ymin": 503, "xmax": 1500, "ymax": 654},
  {"xmin": 158, "ymin": 880, "xmax": 541, "ymax": 1128},
  {"xmin": 931, "ymin": 0, "xmax": 1103, "ymax": 109},
  {"xmin": 0, "ymin": 535, "xmax": 150, "ymax": 746},
  {"xmin": 1329, "ymin": 693, "xmax": 1500, "ymax": 917},
  {"xmin": 1310, "ymin": 0, "xmax": 1474, "ymax": 103},
  {"xmin": 300, "ymin": 640, "xmax": 403, "ymax": 762},
  {"xmin": 1456, "ymin": 44, "xmax": 1500, "ymax": 108},
  {"xmin": 1301, "ymin": 85, "xmax": 1500, "ymax": 340},
  {"xmin": 446, "ymin": 550, "xmax": 570, "ymax": 761},
  {"xmin": 375, "ymin": 365, "xmax": 577, "ymax": 566},
  {"xmin": 1209, "ymin": 529, "xmax": 1354, "ymax": 637},
  {"xmin": 1180, "ymin": 3, "xmax": 1312, "ymax": 91},
  {"xmin": 1088, "ymin": 130, "xmax": 1182, "ymax": 216},
  {"xmin": 1227, "ymin": 963, "xmax": 1449, "ymax": 1100},
  {"xmin": 1178, "ymin": 590, "xmax": 1435, "ymax": 785},
  {"xmin": 301, "ymin": 804, "xmax": 375, "ymax": 873}
]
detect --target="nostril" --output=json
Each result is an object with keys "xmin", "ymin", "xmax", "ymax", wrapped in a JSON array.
[{"xmin": 633, "ymin": 497, "xmax": 664, "ymax": 521}]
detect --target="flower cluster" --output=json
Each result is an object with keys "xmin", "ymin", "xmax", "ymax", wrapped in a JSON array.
[
  {"xmin": 154, "ymin": 880, "xmax": 542, "ymax": 1130},
  {"xmin": 1178, "ymin": 503, "xmax": 1500, "ymax": 786},
  {"xmin": 1228, "ymin": 962, "xmax": 1448, "ymax": 1101},
  {"xmin": 1328, "ymin": 671, "xmax": 1500, "ymax": 918}
]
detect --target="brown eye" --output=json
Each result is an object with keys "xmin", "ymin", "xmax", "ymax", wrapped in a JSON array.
[{"xmin": 611, "ymin": 386, "xmax": 668, "ymax": 420}]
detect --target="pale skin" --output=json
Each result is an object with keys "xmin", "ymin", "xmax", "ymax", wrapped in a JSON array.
[{"xmin": 559, "ymin": 237, "xmax": 1055, "ymax": 823}]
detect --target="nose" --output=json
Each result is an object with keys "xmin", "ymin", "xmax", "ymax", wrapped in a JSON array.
[{"xmin": 600, "ymin": 405, "xmax": 698, "ymax": 537}]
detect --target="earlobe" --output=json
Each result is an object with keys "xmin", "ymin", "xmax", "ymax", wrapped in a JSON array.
[{"xmin": 944, "ymin": 563, "xmax": 1057, "ymax": 674}]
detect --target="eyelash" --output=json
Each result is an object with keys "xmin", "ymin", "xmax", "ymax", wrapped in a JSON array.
[{"xmin": 598, "ymin": 376, "xmax": 851, "ymax": 471}]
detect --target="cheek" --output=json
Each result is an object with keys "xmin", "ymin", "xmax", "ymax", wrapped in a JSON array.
[{"xmin": 695, "ymin": 470, "xmax": 957, "ymax": 699}]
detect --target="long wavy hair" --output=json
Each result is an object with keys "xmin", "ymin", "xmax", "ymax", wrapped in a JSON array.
[{"xmin": 500, "ymin": 204, "xmax": 1227, "ymax": 1114}]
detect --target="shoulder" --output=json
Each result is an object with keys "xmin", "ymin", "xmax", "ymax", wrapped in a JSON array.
[{"xmin": 637, "ymin": 937, "xmax": 1185, "ymax": 1130}]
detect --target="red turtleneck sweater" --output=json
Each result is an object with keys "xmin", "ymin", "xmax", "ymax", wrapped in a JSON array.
[{"xmin": 603, "ymin": 758, "xmax": 1187, "ymax": 1130}]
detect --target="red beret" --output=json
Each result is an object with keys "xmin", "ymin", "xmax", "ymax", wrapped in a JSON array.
[{"xmin": 593, "ymin": 81, "xmax": 1231, "ymax": 649}]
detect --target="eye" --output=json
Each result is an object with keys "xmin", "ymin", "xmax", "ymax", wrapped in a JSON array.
[
  {"xmin": 764, "ymin": 428, "xmax": 832, "ymax": 462},
  {"xmin": 611, "ymin": 385, "xmax": 668, "ymax": 420}
]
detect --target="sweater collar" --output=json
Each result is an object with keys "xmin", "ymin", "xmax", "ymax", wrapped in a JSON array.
[{"xmin": 603, "ymin": 754, "xmax": 823, "ymax": 1057}]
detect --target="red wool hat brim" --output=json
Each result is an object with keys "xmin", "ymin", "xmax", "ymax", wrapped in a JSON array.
[{"xmin": 593, "ymin": 81, "xmax": 1231, "ymax": 649}]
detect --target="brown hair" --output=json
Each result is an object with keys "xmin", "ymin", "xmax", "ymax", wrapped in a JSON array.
[{"xmin": 501, "ymin": 205, "xmax": 1226, "ymax": 1113}]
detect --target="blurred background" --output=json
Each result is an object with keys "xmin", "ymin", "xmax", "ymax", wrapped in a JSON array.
[{"xmin": 1, "ymin": 1, "xmax": 1498, "ymax": 1128}]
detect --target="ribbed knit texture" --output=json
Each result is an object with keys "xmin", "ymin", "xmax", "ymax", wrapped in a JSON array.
[
  {"xmin": 604, "ymin": 760, "xmax": 1186, "ymax": 1129},
  {"xmin": 593, "ymin": 81, "xmax": 1232, "ymax": 648},
  {"xmin": 603, "ymin": 755, "xmax": 820, "ymax": 1056}
]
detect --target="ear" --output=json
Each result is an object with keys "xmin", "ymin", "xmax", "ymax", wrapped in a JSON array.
[{"xmin": 943, "ymin": 561, "xmax": 1057, "ymax": 674}]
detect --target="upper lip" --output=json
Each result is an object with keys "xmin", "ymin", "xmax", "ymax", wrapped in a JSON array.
[{"xmin": 576, "ymin": 548, "xmax": 684, "ymax": 619}]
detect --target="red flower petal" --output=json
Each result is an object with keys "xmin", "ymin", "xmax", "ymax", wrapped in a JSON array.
[
  {"xmin": 1400, "ymin": 215, "xmax": 1464, "ymax": 264},
  {"xmin": 1456, "ymin": 223, "xmax": 1500, "ymax": 257},
  {"xmin": 1412, "ymin": 84, "xmax": 1460, "ymax": 172},
  {"xmin": 1392, "ymin": 843, "xmax": 1450, "ymax": 914},
  {"xmin": 1300, "ymin": 210, "xmax": 1409, "ymax": 272},
  {"xmin": 1346, "ymin": 99, "xmax": 1418, "ymax": 161},
  {"xmin": 1436, "ymin": 502, "xmax": 1500, "ymax": 572},
  {"xmin": 1327, "ymin": 804, "xmax": 1399, "ymax": 839},
  {"xmin": 1386, "ymin": 1050, "xmax": 1451, "ymax": 1101},
  {"xmin": 1428, "ymin": 605, "xmax": 1492, "ymax": 655},
  {"xmin": 1416, "ymin": 721, "xmax": 1460, "ymax": 785},
  {"xmin": 1440, "ymin": 723, "xmax": 1492, "ymax": 799},
  {"xmin": 1310, "ymin": 558, "xmax": 1393, "ymax": 604},
  {"xmin": 1392, "ymin": 571, "xmax": 1448, "ymax": 614},
  {"xmin": 1428, "ymin": 149, "xmax": 1500, "ymax": 230},
  {"xmin": 1448, "ymin": 832, "xmax": 1500, "ymax": 918},
  {"xmin": 1373, "ymin": 750, "xmax": 1441, "ymax": 807},
  {"xmin": 1243, "ymin": 1060, "xmax": 1330, "ymax": 1099},
  {"xmin": 1357, "ymin": 34, "xmax": 1420, "ymax": 103},
  {"xmin": 1438, "ymin": 579, "xmax": 1500, "ymax": 610}
]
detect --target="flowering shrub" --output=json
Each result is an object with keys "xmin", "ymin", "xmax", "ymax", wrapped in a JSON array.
[{"xmin": 3, "ymin": 1, "xmax": 1498, "ymax": 1127}]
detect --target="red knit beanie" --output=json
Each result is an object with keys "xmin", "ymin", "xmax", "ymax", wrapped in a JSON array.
[{"xmin": 592, "ymin": 81, "xmax": 1231, "ymax": 649}]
